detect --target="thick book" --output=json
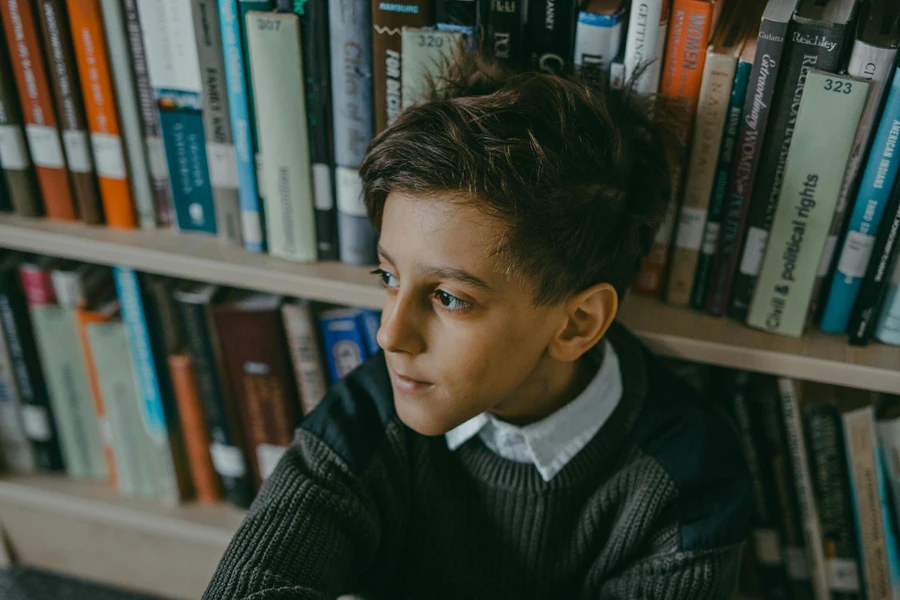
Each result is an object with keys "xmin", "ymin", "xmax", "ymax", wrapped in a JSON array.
[
  {"xmin": 281, "ymin": 300, "xmax": 328, "ymax": 417},
  {"xmin": 371, "ymin": 0, "xmax": 435, "ymax": 133},
  {"xmin": 122, "ymin": 0, "xmax": 172, "ymax": 227},
  {"xmin": 330, "ymin": 0, "xmax": 377, "ymax": 265},
  {"xmin": 192, "ymin": 0, "xmax": 242, "ymax": 246},
  {"xmin": 821, "ymin": 66, "xmax": 900, "ymax": 334},
  {"xmin": 729, "ymin": 0, "xmax": 858, "ymax": 321},
  {"xmin": 0, "ymin": 316, "xmax": 37, "ymax": 473},
  {"xmin": 573, "ymin": 0, "xmax": 628, "ymax": 88},
  {"xmin": 0, "ymin": 0, "xmax": 76, "ymax": 220},
  {"xmin": 211, "ymin": 291, "xmax": 299, "ymax": 486},
  {"xmin": 137, "ymin": 1, "xmax": 218, "ymax": 235},
  {"xmin": 0, "ymin": 29, "xmax": 41, "ymax": 217},
  {"xmin": 704, "ymin": 0, "xmax": 800, "ymax": 315},
  {"xmin": 401, "ymin": 28, "xmax": 466, "ymax": 110},
  {"xmin": 844, "ymin": 405, "xmax": 900, "ymax": 599},
  {"xmin": 318, "ymin": 308, "xmax": 369, "ymax": 383},
  {"xmin": 666, "ymin": 5, "xmax": 748, "ymax": 306},
  {"xmin": 747, "ymin": 71, "xmax": 869, "ymax": 337},
  {"xmin": 487, "ymin": 0, "xmax": 527, "ymax": 65},
  {"xmin": 168, "ymin": 352, "xmax": 222, "ymax": 503},
  {"xmin": 65, "ymin": 0, "xmax": 138, "ymax": 229},
  {"xmin": 35, "ymin": 0, "xmax": 101, "ymax": 224},
  {"xmin": 527, "ymin": 0, "xmax": 578, "ymax": 74},
  {"xmin": 622, "ymin": 0, "xmax": 670, "ymax": 94},
  {"xmin": 173, "ymin": 282, "xmax": 254, "ymax": 508},
  {"xmin": 246, "ymin": 11, "xmax": 317, "ymax": 262},
  {"xmin": 0, "ymin": 259, "xmax": 62, "ymax": 471},
  {"xmin": 634, "ymin": 0, "xmax": 714, "ymax": 295}
]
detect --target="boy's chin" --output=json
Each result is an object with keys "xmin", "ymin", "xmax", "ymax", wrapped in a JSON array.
[{"xmin": 395, "ymin": 399, "xmax": 458, "ymax": 437}]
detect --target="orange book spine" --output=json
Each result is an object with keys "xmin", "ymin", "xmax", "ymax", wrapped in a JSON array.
[
  {"xmin": 65, "ymin": 0, "xmax": 136, "ymax": 229},
  {"xmin": 634, "ymin": 0, "xmax": 714, "ymax": 295},
  {"xmin": 168, "ymin": 353, "xmax": 222, "ymax": 504},
  {"xmin": 0, "ymin": 0, "xmax": 76, "ymax": 220},
  {"xmin": 75, "ymin": 309, "xmax": 117, "ymax": 487}
]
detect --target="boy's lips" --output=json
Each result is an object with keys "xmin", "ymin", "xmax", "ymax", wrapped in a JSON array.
[{"xmin": 389, "ymin": 367, "xmax": 433, "ymax": 394}]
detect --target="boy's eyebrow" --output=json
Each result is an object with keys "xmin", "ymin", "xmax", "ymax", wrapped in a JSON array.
[{"xmin": 378, "ymin": 245, "xmax": 493, "ymax": 292}]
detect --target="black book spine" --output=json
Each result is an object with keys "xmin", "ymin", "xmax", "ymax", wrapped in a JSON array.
[
  {"xmin": 848, "ymin": 174, "xmax": 900, "ymax": 346},
  {"xmin": 527, "ymin": 0, "xmax": 578, "ymax": 73},
  {"xmin": 727, "ymin": 18, "xmax": 854, "ymax": 321},
  {"xmin": 175, "ymin": 293, "xmax": 255, "ymax": 508},
  {"xmin": 436, "ymin": 0, "xmax": 478, "ymax": 31},
  {"xmin": 0, "ymin": 268, "xmax": 63, "ymax": 471},
  {"xmin": 488, "ymin": 0, "xmax": 527, "ymax": 65}
]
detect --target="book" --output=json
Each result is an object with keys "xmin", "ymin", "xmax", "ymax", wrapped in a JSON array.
[
  {"xmin": 874, "ymin": 245, "xmax": 900, "ymax": 344},
  {"xmin": 65, "ymin": 0, "xmax": 138, "ymax": 229},
  {"xmin": 357, "ymin": 309, "xmax": 381, "ymax": 357},
  {"xmin": 122, "ymin": 0, "xmax": 172, "ymax": 227},
  {"xmin": 0, "ymin": 316, "xmax": 37, "ymax": 473},
  {"xmin": 729, "ymin": 0, "xmax": 858, "ymax": 321},
  {"xmin": 487, "ymin": 0, "xmax": 527, "ymax": 65},
  {"xmin": 666, "ymin": 5, "xmax": 748, "ymax": 306},
  {"xmin": 113, "ymin": 267, "xmax": 182, "ymax": 504},
  {"xmin": 329, "ymin": 0, "xmax": 377, "ymax": 265},
  {"xmin": 281, "ymin": 300, "xmax": 328, "ymax": 417},
  {"xmin": 0, "ymin": 0, "xmax": 76, "ymax": 220},
  {"xmin": 634, "ymin": 0, "xmax": 715, "ymax": 295},
  {"xmin": 0, "ymin": 28, "xmax": 40, "ymax": 217},
  {"xmin": 622, "ymin": 0, "xmax": 670, "ymax": 94},
  {"xmin": 436, "ymin": 0, "xmax": 479, "ymax": 41},
  {"xmin": 811, "ymin": 4, "xmax": 900, "ymax": 320},
  {"xmin": 821, "ymin": 66, "xmax": 900, "ymax": 334},
  {"xmin": 217, "ymin": 0, "xmax": 265, "ymax": 252},
  {"xmin": 17, "ymin": 256, "xmax": 58, "ymax": 306},
  {"xmin": 704, "ymin": 0, "xmax": 799, "ymax": 316},
  {"xmin": 0, "ymin": 258, "xmax": 63, "ymax": 471},
  {"xmin": 211, "ymin": 291, "xmax": 299, "ymax": 486},
  {"xmin": 876, "ymin": 393, "xmax": 900, "ymax": 558},
  {"xmin": 747, "ymin": 71, "xmax": 869, "ymax": 337},
  {"xmin": 401, "ymin": 28, "xmax": 466, "ymax": 110},
  {"xmin": 528, "ymin": 0, "xmax": 579, "ymax": 73},
  {"xmin": 168, "ymin": 352, "xmax": 222, "ymax": 503},
  {"xmin": 173, "ymin": 282, "xmax": 254, "ymax": 508},
  {"xmin": 844, "ymin": 405, "xmax": 900, "ymax": 600},
  {"xmin": 35, "ymin": 0, "xmax": 101, "ymax": 225},
  {"xmin": 573, "ymin": 0, "xmax": 628, "ymax": 88},
  {"xmin": 192, "ymin": 0, "xmax": 242, "ymax": 246},
  {"xmin": 48, "ymin": 262, "xmax": 110, "ymax": 309},
  {"xmin": 246, "ymin": 11, "xmax": 317, "ymax": 263},
  {"xmin": 371, "ymin": 0, "xmax": 435, "ymax": 133},
  {"xmin": 137, "ymin": 0, "xmax": 218, "ymax": 235},
  {"xmin": 318, "ymin": 308, "xmax": 369, "ymax": 383}
]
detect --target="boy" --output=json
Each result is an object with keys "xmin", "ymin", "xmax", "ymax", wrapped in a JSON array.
[{"xmin": 204, "ymin": 55, "xmax": 752, "ymax": 599}]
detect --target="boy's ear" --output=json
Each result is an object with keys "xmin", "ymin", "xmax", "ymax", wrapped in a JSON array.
[{"xmin": 547, "ymin": 283, "xmax": 618, "ymax": 363}]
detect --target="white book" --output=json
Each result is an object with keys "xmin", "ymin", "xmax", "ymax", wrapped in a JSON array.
[
  {"xmin": 401, "ymin": 28, "xmax": 465, "ymax": 111},
  {"xmin": 135, "ymin": 0, "xmax": 203, "ymax": 94},
  {"xmin": 622, "ymin": 0, "xmax": 668, "ymax": 94},
  {"xmin": 0, "ymin": 317, "xmax": 36, "ymax": 473},
  {"xmin": 246, "ymin": 11, "xmax": 317, "ymax": 262}
]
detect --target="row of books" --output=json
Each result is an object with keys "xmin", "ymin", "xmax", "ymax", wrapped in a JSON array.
[{"xmin": 0, "ymin": 251, "xmax": 381, "ymax": 509}]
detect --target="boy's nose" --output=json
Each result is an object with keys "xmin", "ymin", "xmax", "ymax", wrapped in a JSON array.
[{"xmin": 376, "ymin": 293, "xmax": 426, "ymax": 356}]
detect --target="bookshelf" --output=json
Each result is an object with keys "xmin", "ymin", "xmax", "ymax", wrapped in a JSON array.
[{"xmin": 1, "ymin": 213, "xmax": 899, "ymax": 393}]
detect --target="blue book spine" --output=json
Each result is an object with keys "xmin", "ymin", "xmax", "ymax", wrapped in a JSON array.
[
  {"xmin": 356, "ymin": 309, "xmax": 381, "ymax": 357},
  {"xmin": 822, "ymin": 67, "xmax": 900, "ymax": 334},
  {"xmin": 218, "ymin": 0, "xmax": 264, "ymax": 252},
  {"xmin": 318, "ymin": 310, "xmax": 368, "ymax": 383},
  {"xmin": 158, "ymin": 90, "xmax": 218, "ymax": 234}
]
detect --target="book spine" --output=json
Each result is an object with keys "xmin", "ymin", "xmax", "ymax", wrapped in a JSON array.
[
  {"xmin": 874, "ymin": 248, "xmax": 900, "ymax": 345},
  {"xmin": 635, "ymin": 0, "xmax": 713, "ymax": 295},
  {"xmin": 296, "ymin": 0, "xmax": 338, "ymax": 260},
  {"xmin": 805, "ymin": 403, "xmax": 863, "ymax": 597},
  {"xmin": 281, "ymin": 302, "xmax": 328, "ymax": 417},
  {"xmin": 237, "ymin": 0, "xmax": 272, "ymax": 205},
  {"xmin": 18, "ymin": 262, "xmax": 56, "ymax": 306},
  {"xmin": 35, "ymin": 0, "xmax": 100, "ymax": 224},
  {"xmin": 622, "ymin": 0, "xmax": 668, "ymax": 94},
  {"xmin": 487, "ymin": 0, "xmax": 527, "ymax": 65},
  {"xmin": 0, "ymin": 316, "xmax": 37, "ymax": 473},
  {"xmin": 168, "ymin": 353, "xmax": 222, "ymax": 503},
  {"xmin": 0, "ymin": 0, "xmax": 76, "ymax": 220},
  {"xmin": 65, "ymin": 0, "xmax": 138, "ymax": 229},
  {"xmin": 776, "ymin": 378, "xmax": 829, "ymax": 600},
  {"xmin": 401, "ymin": 29, "xmax": 465, "ymax": 110},
  {"xmin": 573, "ymin": 9, "xmax": 626, "ymax": 88},
  {"xmin": 876, "ymin": 414, "xmax": 900, "ymax": 567},
  {"xmin": 0, "ymin": 270, "xmax": 63, "ymax": 471},
  {"xmin": 436, "ymin": 0, "xmax": 477, "ymax": 35},
  {"xmin": 113, "ymin": 267, "xmax": 180, "ymax": 503},
  {"xmin": 122, "ymin": 0, "xmax": 172, "ymax": 227},
  {"xmin": 357, "ymin": 309, "xmax": 381, "ymax": 357},
  {"xmin": 336, "ymin": 166, "xmax": 377, "ymax": 264},
  {"xmin": 667, "ymin": 50, "xmax": 738, "ymax": 306},
  {"xmin": 246, "ymin": 12, "xmax": 317, "ymax": 262},
  {"xmin": 747, "ymin": 72, "xmax": 869, "ymax": 338},
  {"xmin": 821, "ymin": 68, "xmax": 900, "ymax": 334},
  {"xmin": 527, "ymin": 0, "xmax": 578, "ymax": 74},
  {"xmin": 192, "ymin": 0, "xmax": 242, "ymax": 246},
  {"xmin": 705, "ymin": 14, "xmax": 791, "ymax": 315},
  {"xmin": 730, "ymin": 18, "xmax": 854, "ymax": 321},
  {"xmin": 0, "ymin": 29, "xmax": 41, "ymax": 217},
  {"xmin": 318, "ymin": 310, "xmax": 369, "ymax": 383}
]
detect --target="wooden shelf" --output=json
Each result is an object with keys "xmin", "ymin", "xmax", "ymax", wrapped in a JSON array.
[{"xmin": 1, "ymin": 214, "xmax": 898, "ymax": 392}]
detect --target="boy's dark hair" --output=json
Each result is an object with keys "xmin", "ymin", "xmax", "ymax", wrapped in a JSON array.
[{"xmin": 360, "ymin": 53, "xmax": 672, "ymax": 305}]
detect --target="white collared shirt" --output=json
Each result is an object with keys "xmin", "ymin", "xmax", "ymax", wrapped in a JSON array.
[{"xmin": 445, "ymin": 340, "xmax": 623, "ymax": 482}]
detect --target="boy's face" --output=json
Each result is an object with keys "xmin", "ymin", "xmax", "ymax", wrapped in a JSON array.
[{"xmin": 375, "ymin": 191, "xmax": 570, "ymax": 436}]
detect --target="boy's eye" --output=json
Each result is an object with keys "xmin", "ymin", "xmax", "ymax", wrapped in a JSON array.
[
  {"xmin": 371, "ymin": 268, "xmax": 399, "ymax": 289},
  {"xmin": 434, "ymin": 290, "xmax": 471, "ymax": 312}
]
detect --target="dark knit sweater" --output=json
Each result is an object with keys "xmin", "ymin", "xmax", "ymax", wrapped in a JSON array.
[{"xmin": 204, "ymin": 323, "xmax": 753, "ymax": 600}]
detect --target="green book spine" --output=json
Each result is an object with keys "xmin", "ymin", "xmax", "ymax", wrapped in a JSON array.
[{"xmin": 747, "ymin": 71, "xmax": 869, "ymax": 337}]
